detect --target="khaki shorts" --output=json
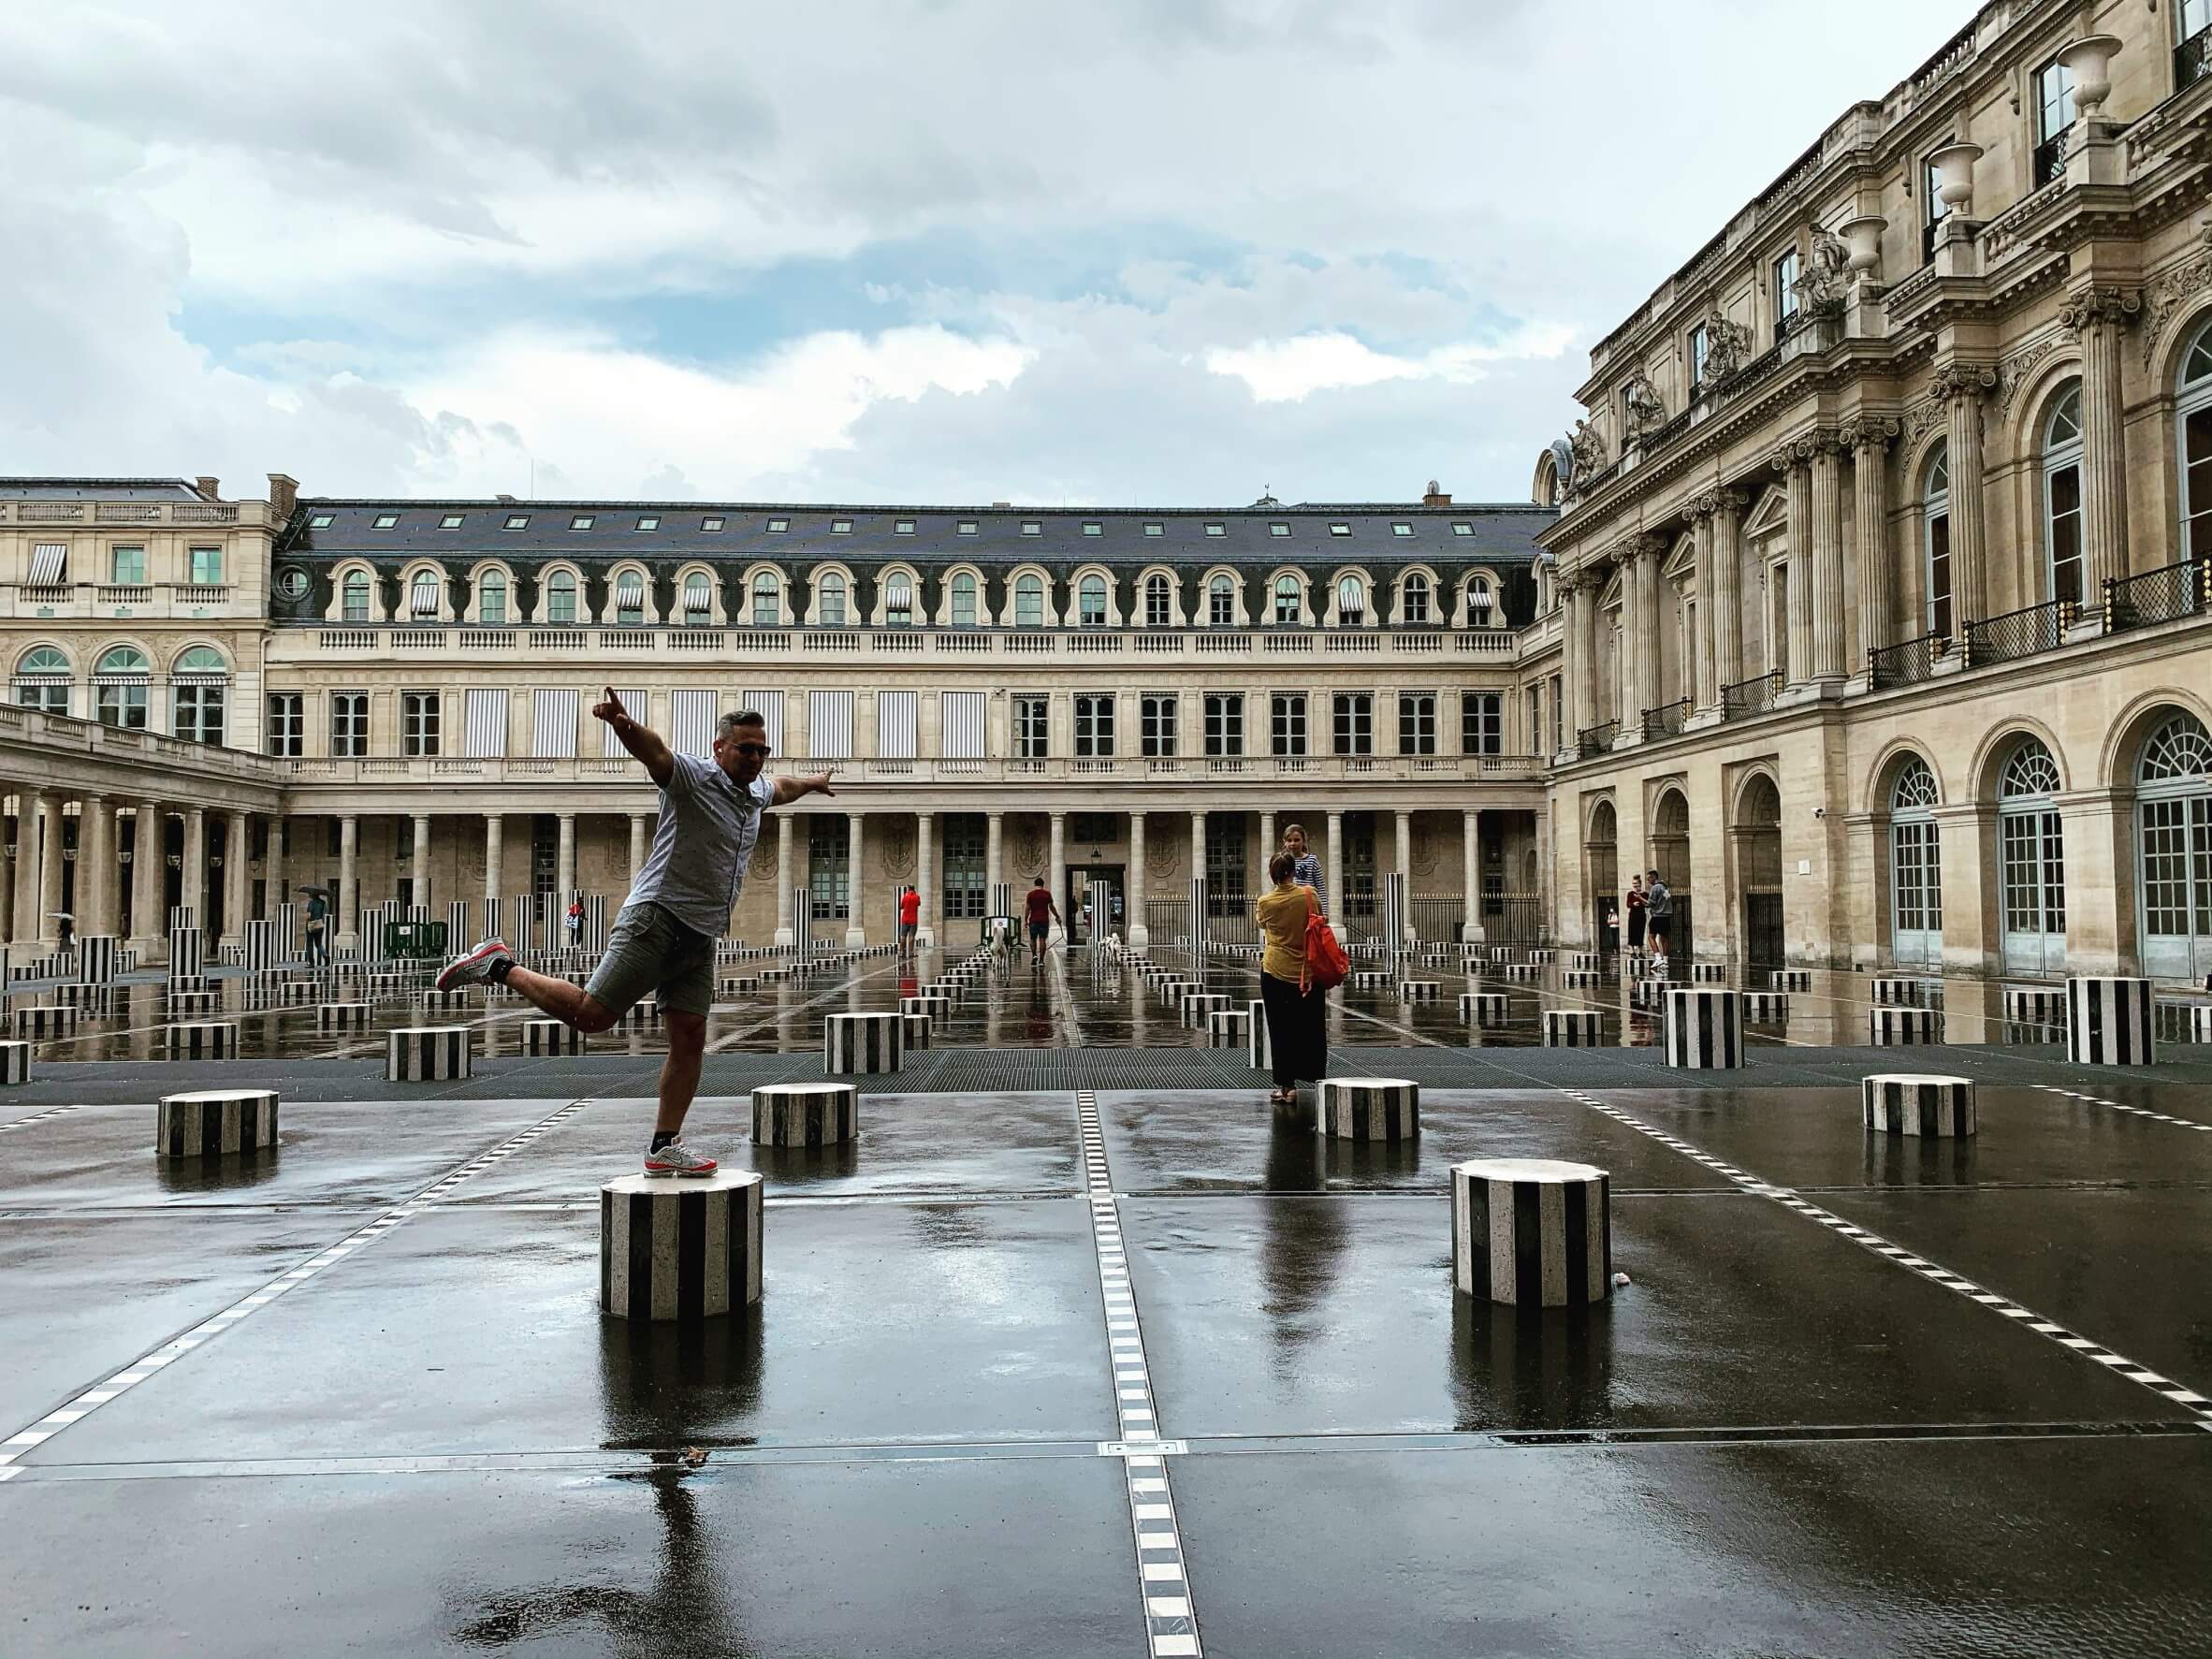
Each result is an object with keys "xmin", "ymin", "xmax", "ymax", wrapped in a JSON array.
[{"xmin": 584, "ymin": 901, "xmax": 716, "ymax": 1019}]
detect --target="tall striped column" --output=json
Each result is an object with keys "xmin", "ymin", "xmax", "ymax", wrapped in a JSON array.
[
  {"xmin": 2066, "ymin": 976, "xmax": 2154, "ymax": 1066},
  {"xmin": 1664, "ymin": 988, "xmax": 1740, "ymax": 1069}
]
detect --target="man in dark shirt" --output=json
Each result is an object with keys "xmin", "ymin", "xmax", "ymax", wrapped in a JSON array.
[
  {"xmin": 1024, "ymin": 877, "xmax": 1062, "ymax": 967},
  {"xmin": 1646, "ymin": 869, "xmax": 1673, "ymax": 973}
]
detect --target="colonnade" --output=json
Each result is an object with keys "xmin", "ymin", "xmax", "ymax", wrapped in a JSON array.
[{"xmin": 2, "ymin": 793, "xmax": 275, "ymax": 956}]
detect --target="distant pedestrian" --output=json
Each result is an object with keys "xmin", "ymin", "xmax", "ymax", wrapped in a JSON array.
[
  {"xmin": 564, "ymin": 896, "xmax": 584, "ymax": 946},
  {"xmin": 303, "ymin": 891, "xmax": 328, "ymax": 968},
  {"xmin": 1281, "ymin": 822, "xmax": 1326, "ymax": 916},
  {"xmin": 1624, "ymin": 875, "xmax": 1647, "ymax": 950},
  {"xmin": 1025, "ymin": 877, "xmax": 1062, "ymax": 967},
  {"xmin": 1646, "ymin": 869, "xmax": 1673, "ymax": 971},
  {"xmin": 1256, "ymin": 851, "xmax": 1327, "ymax": 1106},
  {"xmin": 896, "ymin": 883, "xmax": 921, "ymax": 964}
]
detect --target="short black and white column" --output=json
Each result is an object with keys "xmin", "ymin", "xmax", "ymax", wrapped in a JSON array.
[
  {"xmin": 1663, "ymin": 987, "xmax": 1740, "ymax": 1069},
  {"xmin": 522, "ymin": 1018, "xmax": 585, "ymax": 1055},
  {"xmin": 164, "ymin": 1021, "xmax": 237, "ymax": 1059},
  {"xmin": 1869, "ymin": 1007, "xmax": 1941, "ymax": 1046},
  {"xmin": 388, "ymin": 1026, "xmax": 472, "ymax": 1081},
  {"xmin": 1770, "ymin": 968, "xmax": 1812, "ymax": 992},
  {"xmin": 1460, "ymin": 991, "xmax": 1508, "ymax": 1026},
  {"xmin": 1861, "ymin": 1074, "xmax": 1976, "ymax": 1138},
  {"xmin": 825, "ymin": 1012, "xmax": 902, "ymax": 1074},
  {"xmin": 319, "ymin": 1001, "xmax": 370, "ymax": 1034},
  {"xmin": 1451, "ymin": 1158, "xmax": 1611, "ymax": 1308},
  {"xmin": 156, "ymin": 1089, "xmax": 279, "ymax": 1158},
  {"xmin": 2066, "ymin": 976, "xmax": 2155, "ymax": 1067},
  {"xmin": 600, "ymin": 1171, "xmax": 764, "ymax": 1320},
  {"xmin": 0, "ymin": 1041, "xmax": 29, "ymax": 1084},
  {"xmin": 1739, "ymin": 991, "xmax": 1790, "ymax": 1022},
  {"xmin": 751, "ymin": 1082, "xmax": 859, "ymax": 1147},
  {"xmin": 1544, "ymin": 1009, "xmax": 1601, "ymax": 1046},
  {"xmin": 1317, "ymin": 1077, "xmax": 1419, "ymax": 1141}
]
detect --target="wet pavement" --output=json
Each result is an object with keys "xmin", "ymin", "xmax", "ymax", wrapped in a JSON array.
[{"xmin": 3, "ymin": 944, "xmax": 2210, "ymax": 1654}]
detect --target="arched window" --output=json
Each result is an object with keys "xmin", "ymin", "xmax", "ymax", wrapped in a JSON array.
[
  {"xmin": 2135, "ymin": 710, "xmax": 2212, "ymax": 980},
  {"xmin": 2179, "ymin": 319, "xmax": 2212, "ymax": 561},
  {"xmin": 546, "ymin": 569, "xmax": 578, "ymax": 625},
  {"xmin": 1923, "ymin": 444, "xmax": 1952, "ymax": 637},
  {"xmin": 885, "ymin": 573, "xmax": 914, "ymax": 627},
  {"xmin": 750, "ymin": 573, "xmax": 779, "ymax": 627},
  {"xmin": 408, "ymin": 568, "xmax": 441, "ymax": 619},
  {"xmin": 13, "ymin": 645, "xmax": 70, "ymax": 715},
  {"xmin": 1077, "ymin": 574, "xmax": 1107, "ymax": 627},
  {"xmin": 1999, "ymin": 737, "xmax": 2066, "ymax": 973},
  {"xmin": 1207, "ymin": 575, "xmax": 1234, "ymax": 628},
  {"xmin": 171, "ymin": 645, "xmax": 228, "ymax": 745},
  {"xmin": 817, "ymin": 573, "xmax": 847, "ymax": 627},
  {"xmin": 1403, "ymin": 572, "xmax": 1431, "ymax": 624},
  {"xmin": 93, "ymin": 645, "xmax": 150, "ymax": 730},
  {"xmin": 681, "ymin": 571, "xmax": 712, "ymax": 623},
  {"xmin": 2042, "ymin": 384, "xmax": 2084, "ymax": 605},
  {"xmin": 1014, "ymin": 574, "xmax": 1044, "ymax": 627},
  {"xmin": 478, "ymin": 569, "xmax": 508, "ymax": 626},
  {"xmin": 1738, "ymin": 774, "xmax": 1784, "ymax": 967},
  {"xmin": 1273, "ymin": 575, "xmax": 1300, "ymax": 624},
  {"xmin": 1336, "ymin": 575, "xmax": 1366, "ymax": 625},
  {"xmin": 1466, "ymin": 576, "xmax": 1496, "ymax": 628},
  {"xmin": 613, "ymin": 567, "xmax": 646, "ymax": 626},
  {"xmin": 1145, "ymin": 573, "xmax": 1173, "ymax": 628},
  {"xmin": 1889, "ymin": 755, "xmax": 1943, "ymax": 966},
  {"xmin": 342, "ymin": 568, "xmax": 371, "ymax": 623},
  {"xmin": 1586, "ymin": 798, "xmax": 1619, "ymax": 948},
  {"xmin": 950, "ymin": 572, "xmax": 977, "ymax": 627}
]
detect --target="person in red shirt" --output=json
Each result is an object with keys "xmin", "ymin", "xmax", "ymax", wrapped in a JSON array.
[
  {"xmin": 1024, "ymin": 877, "xmax": 1062, "ymax": 967},
  {"xmin": 896, "ymin": 883, "xmax": 921, "ymax": 965}
]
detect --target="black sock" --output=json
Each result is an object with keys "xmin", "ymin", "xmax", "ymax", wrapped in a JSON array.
[
  {"xmin": 649, "ymin": 1130, "xmax": 677, "ymax": 1152},
  {"xmin": 487, "ymin": 957, "xmax": 511, "ymax": 983}
]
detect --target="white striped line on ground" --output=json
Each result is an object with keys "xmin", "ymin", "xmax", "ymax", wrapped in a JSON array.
[
  {"xmin": 1555, "ymin": 1088, "xmax": 2212, "ymax": 1434},
  {"xmin": 0, "ymin": 1096, "xmax": 597, "ymax": 1483},
  {"xmin": 2030, "ymin": 1082, "xmax": 2212, "ymax": 1131},
  {"xmin": 1077, "ymin": 1089, "xmax": 1202, "ymax": 1659},
  {"xmin": 0, "ymin": 1103, "xmax": 85, "ymax": 1134}
]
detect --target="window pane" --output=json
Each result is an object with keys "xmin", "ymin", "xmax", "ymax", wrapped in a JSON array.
[{"xmin": 2047, "ymin": 463, "xmax": 2082, "ymax": 604}]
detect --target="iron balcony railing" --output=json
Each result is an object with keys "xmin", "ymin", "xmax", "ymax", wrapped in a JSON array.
[
  {"xmin": 1576, "ymin": 720, "xmax": 1620, "ymax": 760},
  {"xmin": 1641, "ymin": 697, "xmax": 1692, "ymax": 740},
  {"xmin": 2180, "ymin": 24, "xmax": 2212, "ymax": 93},
  {"xmin": 2032, "ymin": 126, "xmax": 2072, "ymax": 188},
  {"xmin": 1868, "ymin": 631, "xmax": 1950, "ymax": 691},
  {"xmin": 2104, "ymin": 555, "xmax": 2211, "ymax": 636},
  {"xmin": 1964, "ymin": 597, "xmax": 2074, "ymax": 667},
  {"xmin": 1721, "ymin": 670, "xmax": 1782, "ymax": 721}
]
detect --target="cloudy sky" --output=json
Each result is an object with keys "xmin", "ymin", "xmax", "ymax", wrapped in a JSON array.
[{"xmin": 3, "ymin": 1, "xmax": 1967, "ymax": 506}]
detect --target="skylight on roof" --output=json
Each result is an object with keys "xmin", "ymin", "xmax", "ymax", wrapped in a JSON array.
[
  {"xmin": 1203, "ymin": 523, "xmax": 1225, "ymax": 537},
  {"xmin": 894, "ymin": 518, "xmax": 916, "ymax": 535},
  {"xmin": 830, "ymin": 518, "xmax": 852, "ymax": 534},
  {"xmin": 636, "ymin": 516, "xmax": 660, "ymax": 531},
  {"xmin": 1270, "ymin": 523, "xmax": 1289, "ymax": 537},
  {"xmin": 372, "ymin": 513, "xmax": 399, "ymax": 529},
  {"xmin": 569, "ymin": 515, "xmax": 594, "ymax": 531},
  {"xmin": 702, "ymin": 516, "xmax": 725, "ymax": 531},
  {"xmin": 1391, "ymin": 523, "xmax": 1413, "ymax": 536},
  {"xmin": 956, "ymin": 520, "xmax": 978, "ymax": 535},
  {"xmin": 1451, "ymin": 522, "xmax": 1474, "ymax": 535},
  {"xmin": 1021, "ymin": 521, "xmax": 1041, "ymax": 535},
  {"xmin": 1329, "ymin": 523, "xmax": 1351, "ymax": 536},
  {"xmin": 1082, "ymin": 522, "xmax": 1101, "ymax": 536},
  {"xmin": 440, "ymin": 514, "xmax": 465, "ymax": 529},
  {"xmin": 1143, "ymin": 523, "xmax": 1163, "ymax": 536},
  {"xmin": 309, "ymin": 514, "xmax": 334, "ymax": 529},
  {"xmin": 503, "ymin": 515, "xmax": 530, "ymax": 531},
  {"xmin": 766, "ymin": 517, "xmax": 791, "ymax": 533}
]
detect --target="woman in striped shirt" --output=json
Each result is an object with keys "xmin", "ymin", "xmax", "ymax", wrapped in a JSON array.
[{"xmin": 1282, "ymin": 822, "xmax": 1326, "ymax": 915}]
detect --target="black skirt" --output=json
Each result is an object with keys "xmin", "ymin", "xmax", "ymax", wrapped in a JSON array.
[{"xmin": 1259, "ymin": 969, "xmax": 1328, "ymax": 1088}]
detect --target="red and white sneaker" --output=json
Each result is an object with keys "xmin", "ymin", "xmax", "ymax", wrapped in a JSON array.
[
  {"xmin": 436, "ymin": 937, "xmax": 512, "ymax": 992},
  {"xmin": 644, "ymin": 1138, "xmax": 718, "ymax": 1177}
]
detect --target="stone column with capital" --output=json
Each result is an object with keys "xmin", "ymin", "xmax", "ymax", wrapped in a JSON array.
[
  {"xmin": 0, "ymin": 799, "xmax": 13, "ymax": 943},
  {"xmin": 12, "ymin": 792, "xmax": 45, "ymax": 946},
  {"xmin": 1842, "ymin": 417, "xmax": 1899, "ymax": 671},
  {"xmin": 1393, "ymin": 809, "xmax": 1414, "ymax": 942},
  {"xmin": 985, "ymin": 811, "xmax": 1004, "ymax": 909},
  {"xmin": 337, "ymin": 813, "xmax": 359, "ymax": 951},
  {"xmin": 1710, "ymin": 491, "xmax": 1745, "ymax": 698},
  {"xmin": 555, "ymin": 812, "xmax": 575, "ymax": 904},
  {"xmin": 181, "ymin": 807, "xmax": 207, "ymax": 935},
  {"xmin": 627, "ymin": 813, "xmax": 648, "ymax": 884},
  {"xmin": 1258, "ymin": 810, "xmax": 1275, "ymax": 876},
  {"xmin": 1189, "ymin": 809, "xmax": 1206, "ymax": 901},
  {"xmin": 2064, "ymin": 286, "xmax": 2139, "ymax": 595},
  {"xmin": 1616, "ymin": 551, "xmax": 1640, "ymax": 731},
  {"xmin": 38, "ymin": 794, "xmax": 65, "ymax": 944},
  {"xmin": 223, "ymin": 809, "xmax": 249, "ymax": 945},
  {"xmin": 1636, "ymin": 540, "xmax": 1663, "ymax": 720},
  {"xmin": 1048, "ymin": 810, "xmax": 1066, "ymax": 942},
  {"xmin": 1128, "ymin": 810, "xmax": 1149, "ymax": 948},
  {"xmin": 1325, "ymin": 809, "xmax": 1345, "ymax": 924},
  {"xmin": 82, "ymin": 796, "xmax": 117, "ymax": 939},
  {"xmin": 1691, "ymin": 505, "xmax": 1720, "ymax": 712},
  {"xmin": 130, "ymin": 800, "xmax": 164, "ymax": 953},
  {"xmin": 484, "ymin": 814, "xmax": 503, "ymax": 908},
  {"xmin": 1463, "ymin": 808, "xmax": 1483, "ymax": 943},
  {"xmin": 265, "ymin": 813, "xmax": 286, "ymax": 930},
  {"xmin": 845, "ymin": 812, "xmax": 867, "ymax": 947},
  {"xmin": 1774, "ymin": 441, "xmax": 1814, "ymax": 684},
  {"xmin": 411, "ymin": 811, "xmax": 431, "ymax": 914},
  {"xmin": 773, "ymin": 813, "xmax": 794, "ymax": 947},
  {"xmin": 1935, "ymin": 362, "xmax": 1996, "ymax": 629},
  {"xmin": 1808, "ymin": 435, "xmax": 1847, "ymax": 689},
  {"xmin": 916, "ymin": 811, "xmax": 936, "ymax": 947}
]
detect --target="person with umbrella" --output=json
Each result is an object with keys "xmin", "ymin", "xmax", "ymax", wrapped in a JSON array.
[{"xmin": 49, "ymin": 911, "xmax": 74, "ymax": 960}]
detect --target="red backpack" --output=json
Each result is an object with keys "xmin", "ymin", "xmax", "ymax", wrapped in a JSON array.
[{"xmin": 1302, "ymin": 891, "xmax": 1348, "ymax": 992}]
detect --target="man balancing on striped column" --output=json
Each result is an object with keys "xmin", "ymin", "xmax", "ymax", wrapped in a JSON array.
[{"xmin": 437, "ymin": 691, "xmax": 836, "ymax": 1175}]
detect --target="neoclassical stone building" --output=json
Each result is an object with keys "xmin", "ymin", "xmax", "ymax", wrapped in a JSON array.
[
  {"xmin": 1, "ymin": 478, "xmax": 1551, "ymax": 959},
  {"xmin": 1534, "ymin": 0, "xmax": 2212, "ymax": 983}
]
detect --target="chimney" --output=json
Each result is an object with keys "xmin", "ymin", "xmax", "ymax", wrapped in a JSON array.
[
  {"xmin": 267, "ymin": 473, "xmax": 298, "ymax": 517},
  {"xmin": 196, "ymin": 475, "xmax": 222, "ymax": 501},
  {"xmin": 1421, "ymin": 479, "xmax": 1451, "ymax": 508},
  {"xmin": 496, "ymin": 493, "xmax": 517, "ymax": 503},
  {"xmin": 991, "ymin": 501, "xmax": 1011, "ymax": 508}
]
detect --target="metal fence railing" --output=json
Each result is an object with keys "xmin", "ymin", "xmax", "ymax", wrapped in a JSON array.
[
  {"xmin": 1576, "ymin": 720, "xmax": 1620, "ymax": 760},
  {"xmin": 1722, "ymin": 670, "xmax": 1783, "ymax": 721},
  {"xmin": 2104, "ymin": 556, "xmax": 2210, "ymax": 637},
  {"xmin": 1868, "ymin": 631, "xmax": 1950, "ymax": 691},
  {"xmin": 1641, "ymin": 697, "xmax": 1692, "ymax": 740},
  {"xmin": 1964, "ymin": 597, "xmax": 2073, "ymax": 667}
]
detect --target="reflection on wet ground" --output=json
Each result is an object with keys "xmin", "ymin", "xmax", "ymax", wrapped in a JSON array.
[{"xmin": 4, "ymin": 945, "xmax": 2211, "ymax": 1654}]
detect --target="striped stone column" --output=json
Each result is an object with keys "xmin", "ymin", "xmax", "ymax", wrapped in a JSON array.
[
  {"xmin": 319, "ymin": 1002, "xmax": 370, "ymax": 1034},
  {"xmin": 522, "ymin": 1018, "xmax": 585, "ymax": 1055},
  {"xmin": 2066, "ymin": 976, "xmax": 2154, "ymax": 1066},
  {"xmin": 1664, "ymin": 988, "xmax": 1740, "ymax": 1069},
  {"xmin": 751, "ymin": 1082, "xmax": 859, "ymax": 1147},
  {"xmin": 0, "ymin": 1040, "xmax": 29, "ymax": 1084},
  {"xmin": 825, "ymin": 1012, "xmax": 901, "ymax": 1074},
  {"xmin": 157, "ymin": 1089, "xmax": 279, "ymax": 1157},
  {"xmin": 1862, "ymin": 1073, "xmax": 1976, "ymax": 1138},
  {"xmin": 388, "ymin": 1026, "xmax": 471, "ymax": 1081},
  {"xmin": 163, "ymin": 1021, "xmax": 237, "ymax": 1059},
  {"xmin": 1869, "ymin": 1007, "xmax": 1941, "ymax": 1046},
  {"xmin": 1451, "ymin": 1157, "xmax": 1611, "ymax": 1307},
  {"xmin": 1460, "ymin": 991, "xmax": 1508, "ymax": 1025},
  {"xmin": 1543, "ymin": 1009, "xmax": 1601, "ymax": 1046},
  {"xmin": 1317, "ymin": 1077, "xmax": 1419, "ymax": 1141},
  {"xmin": 600, "ymin": 1171, "xmax": 764, "ymax": 1321}
]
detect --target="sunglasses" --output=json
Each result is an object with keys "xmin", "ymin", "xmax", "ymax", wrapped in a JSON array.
[{"xmin": 733, "ymin": 743, "xmax": 772, "ymax": 758}]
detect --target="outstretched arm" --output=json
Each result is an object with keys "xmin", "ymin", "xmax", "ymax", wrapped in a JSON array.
[
  {"xmin": 592, "ymin": 687, "xmax": 675, "ymax": 789},
  {"xmin": 772, "ymin": 769, "xmax": 837, "ymax": 807}
]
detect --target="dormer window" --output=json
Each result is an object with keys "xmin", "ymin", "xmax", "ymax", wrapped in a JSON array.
[
  {"xmin": 1082, "ymin": 522, "xmax": 1101, "ymax": 536},
  {"xmin": 702, "ymin": 516, "xmax": 726, "ymax": 531},
  {"xmin": 636, "ymin": 515, "xmax": 660, "ymax": 531},
  {"xmin": 830, "ymin": 518, "xmax": 852, "ymax": 534},
  {"xmin": 766, "ymin": 517, "xmax": 791, "ymax": 533},
  {"xmin": 894, "ymin": 518, "xmax": 916, "ymax": 535},
  {"xmin": 1329, "ymin": 523, "xmax": 1350, "ymax": 537},
  {"xmin": 1203, "ymin": 523, "xmax": 1225, "ymax": 537},
  {"xmin": 440, "ymin": 514, "xmax": 465, "ymax": 530},
  {"xmin": 308, "ymin": 513, "xmax": 335, "ymax": 530},
  {"xmin": 956, "ymin": 520, "xmax": 978, "ymax": 536},
  {"xmin": 569, "ymin": 515, "xmax": 594, "ymax": 531},
  {"xmin": 1143, "ymin": 523, "xmax": 1163, "ymax": 537},
  {"xmin": 1021, "ymin": 521, "xmax": 1041, "ymax": 536},
  {"xmin": 372, "ymin": 513, "xmax": 399, "ymax": 529},
  {"xmin": 1451, "ymin": 522, "xmax": 1474, "ymax": 536},
  {"xmin": 503, "ymin": 515, "xmax": 530, "ymax": 531},
  {"xmin": 1270, "ymin": 523, "xmax": 1290, "ymax": 537},
  {"xmin": 1390, "ymin": 523, "xmax": 1412, "ymax": 537}
]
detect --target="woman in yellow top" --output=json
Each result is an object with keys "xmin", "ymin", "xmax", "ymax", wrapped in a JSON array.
[{"xmin": 1254, "ymin": 851, "xmax": 1327, "ymax": 1106}]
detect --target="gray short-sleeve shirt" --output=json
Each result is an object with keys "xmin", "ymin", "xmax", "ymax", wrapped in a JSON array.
[{"xmin": 627, "ymin": 753, "xmax": 775, "ymax": 938}]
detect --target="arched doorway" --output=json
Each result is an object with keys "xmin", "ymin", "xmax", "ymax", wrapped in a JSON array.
[
  {"xmin": 1997, "ymin": 738, "xmax": 2066, "ymax": 974},
  {"xmin": 1890, "ymin": 755, "xmax": 1943, "ymax": 968},
  {"xmin": 1586, "ymin": 800, "xmax": 1618, "ymax": 951},
  {"xmin": 1651, "ymin": 788, "xmax": 1692, "ymax": 960},
  {"xmin": 2135, "ymin": 710, "xmax": 2212, "ymax": 981},
  {"xmin": 1737, "ymin": 776, "xmax": 1783, "ymax": 968}
]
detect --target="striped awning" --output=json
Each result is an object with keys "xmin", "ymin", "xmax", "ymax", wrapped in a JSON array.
[
  {"xmin": 682, "ymin": 575, "xmax": 712, "ymax": 617},
  {"xmin": 410, "ymin": 575, "xmax": 440, "ymax": 617},
  {"xmin": 616, "ymin": 572, "xmax": 646, "ymax": 604},
  {"xmin": 28, "ymin": 544, "xmax": 66, "ymax": 584}
]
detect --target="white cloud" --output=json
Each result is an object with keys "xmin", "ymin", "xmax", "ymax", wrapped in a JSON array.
[{"xmin": 1205, "ymin": 323, "xmax": 1574, "ymax": 403}]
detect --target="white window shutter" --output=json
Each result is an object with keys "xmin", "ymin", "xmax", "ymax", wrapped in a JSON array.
[
  {"xmin": 604, "ymin": 688, "xmax": 648, "ymax": 756},
  {"xmin": 531, "ymin": 689, "xmax": 579, "ymax": 758},
  {"xmin": 672, "ymin": 690, "xmax": 716, "ymax": 756},
  {"xmin": 941, "ymin": 691, "xmax": 985, "ymax": 759},
  {"xmin": 878, "ymin": 691, "xmax": 917, "ymax": 759},
  {"xmin": 808, "ymin": 691, "xmax": 852, "ymax": 759},
  {"xmin": 465, "ymin": 689, "xmax": 509, "ymax": 757}
]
